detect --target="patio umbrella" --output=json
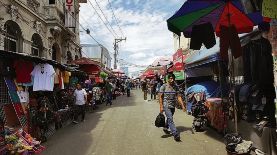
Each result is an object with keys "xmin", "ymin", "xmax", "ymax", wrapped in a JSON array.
[{"xmin": 167, "ymin": 0, "xmax": 265, "ymax": 37}]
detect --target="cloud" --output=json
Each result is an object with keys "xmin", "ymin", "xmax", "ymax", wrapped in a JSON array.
[{"xmin": 79, "ymin": 0, "xmax": 184, "ymax": 73}]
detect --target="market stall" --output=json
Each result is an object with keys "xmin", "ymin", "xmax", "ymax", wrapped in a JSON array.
[
  {"xmin": 0, "ymin": 51, "xmax": 86, "ymax": 153},
  {"xmin": 167, "ymin": 0, "xmax": 276, "ymax": 154}
]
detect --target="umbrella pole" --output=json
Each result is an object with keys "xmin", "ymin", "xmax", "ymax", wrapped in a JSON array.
[
  {"xmin": 227, "ymin": 1, "xmax": 238, "ymax": 134},
  {"xmin": 231, "ymin": 56, "xmax": 238, "ymax": 134}
]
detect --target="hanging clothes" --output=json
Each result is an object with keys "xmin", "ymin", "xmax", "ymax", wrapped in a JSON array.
[
  {"xmin": 190, "ymin": 22, "xmax": 216, "ymax": 50},
  {"xmin": 13, "ymin": 60, "xmax": 34, "ymax": 83},
  {"xmin": 31, "ymin": 63, "xmax": 55, "ymax": 91},
  {"xmin": 54, "ymin": 68, "xmax": 60, "ymax": 84},
  {"xmin": 242, "ymin": 36, "xmax": 276, "ymax": 127},
  {"xmin": 63, "ymin": 71, "xmax": 71, "ymax": 84},
  {"xmin": 243, "ymin": 37, "xmax": 274, "ymax": 87},
  {"xmin": 219, "ymin": 25, "xmax": 242, "ymax": 60},
  {"xmin": 59, "ymin": 72, "xmax": 64, "ymax": 89}
]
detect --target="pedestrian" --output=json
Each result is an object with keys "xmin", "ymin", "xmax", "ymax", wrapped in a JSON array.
[
  {"xmin": 73, "ymin": 83, "xmax": 87, "ymax": 124},
  {"xmin": 141, "ymin": 80, "xmax": 147, "ymax": 100},
  {"xmin": 105, "ymin": 79, "xmax": 113, "ymax": 106},
  {"xmin": 159, "ymin": 74, "xmax": 186, "ymax": 141},
  {"xmin": 150, "ymin": 78, "xmax": 157, "ymax": 100}
]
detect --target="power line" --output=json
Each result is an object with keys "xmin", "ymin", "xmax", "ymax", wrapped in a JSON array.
[
  {"xmin": 107, "ymin": 0, "xmax": 125, "ymax": 37},
  {"xmin": 93, "ymin": 0, "xmax": 119, "ymax": 37},
  {"xmin": 87, "ymin": 0, "xmax": 117, "ymax": 38}
]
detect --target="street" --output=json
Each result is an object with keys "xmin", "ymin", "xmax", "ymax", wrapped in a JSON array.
[{"xmin": 42, "ymin": 89, "xmax": 226, "ymax": 155}]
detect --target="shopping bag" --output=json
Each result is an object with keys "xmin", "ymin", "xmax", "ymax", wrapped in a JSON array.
[{"xmin": 155, "ymin": 113, "xmax": 165, "ymax": 128}]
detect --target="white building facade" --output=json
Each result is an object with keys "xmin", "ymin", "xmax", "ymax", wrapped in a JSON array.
[
  {"xmin": 173, "ymin": 33, "xmax": 190, "ymax": 52},
  {"xmin": 0, "ymin": 0, "xmax": 86, "ymax": 63},
  {"xmin": 81, "ymin": 44, "xmax": 112, "ymax": 69}
]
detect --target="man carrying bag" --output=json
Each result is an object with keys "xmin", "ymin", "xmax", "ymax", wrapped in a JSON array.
[{"xmin": 159, "ymin": 74, "xmax": 186, "ymax": 142}]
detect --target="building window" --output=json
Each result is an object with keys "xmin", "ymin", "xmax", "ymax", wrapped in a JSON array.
[
  {"xmin": 31, "ymin": 34, "xmax": 43, "ymax": 57},
  {"xmin": 52, "ymin": 46, "xmax": 57, "ymax": 61},
  {"xmin": 4, "ymin": 36, "xmax": 17, "ymax": 52},
  {"xmin": 75, "ymin": 55, "xmax": 79, "ymax": 60},
  {"xmin": 67, "ymin": 51, "xmax": 73, "ymax": 63},
  {"xmin": 51, "ymin": 43, "xmax": 61, "ymax": 62},
  {"xmin": 49, "ymin": 0, "xmax": 55, "ymax": 4},
  {"xmin": 4, "ymin": 20, "xmax": 22, "ymax": 53},
  {"xmin": 31, "ymin": 46, "xmax": 39, "ymax": 56}
]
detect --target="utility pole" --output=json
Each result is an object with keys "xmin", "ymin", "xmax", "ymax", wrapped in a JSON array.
[{"xmin": 114, "ymin": 38, "xmax": 126, "ymax": 69}]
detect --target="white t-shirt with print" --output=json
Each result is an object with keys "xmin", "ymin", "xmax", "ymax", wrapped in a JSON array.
[
  {"xmin": 74, "ymin": 89, "xmax": 87, "ymax": 105},
  {"xmin": 31, "ymin": 63, "xmax": 55, "ymax": 91}
]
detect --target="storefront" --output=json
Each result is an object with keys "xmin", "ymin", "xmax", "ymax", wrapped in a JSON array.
[
  {"xmin": 167, "ymin": 1, "xmax": 276, "ymax": 154},
  {"xmin": 0, "ymin": 50, "xmax": 86, "ymax": 154}
]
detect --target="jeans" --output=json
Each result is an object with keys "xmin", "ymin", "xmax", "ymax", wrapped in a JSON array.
[
  {"xmin": 106, "ymin": 92, "xmax": 112, "ymax": 105},
  {"xmin": 164, "ymin": 106, "xmax": 178, "ymax": 136},
  {"xmin": 74, "ymin": 105, "xmax": 85, "ymax": 121},
  {"xmin": 187, "ymin": 101, "xmax": 193, "ymax": 113}
]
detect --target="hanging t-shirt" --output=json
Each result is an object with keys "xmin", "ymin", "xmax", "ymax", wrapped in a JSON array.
[
  {"xmin": 59, "ymin": 72, "xmax": 64, "ymax": 89},
  {"xmin": 63, "ymin": 71, "xmax": 71, "ymax": 84},
  {"xmin": 14, "ymin": 60, "xmax": 33, "ymax": 83},
  {"xmin": 54, "ymin": 68, "xmax": 60, "ymax": 84},
  {"xmin": 31, "ymin": 63, "xmax": 55, "ymax": 91}
]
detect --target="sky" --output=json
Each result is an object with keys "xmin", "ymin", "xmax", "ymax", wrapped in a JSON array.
[{"xmin": 79, "ymin": 0, "xmax": 185, "ymax": 73}]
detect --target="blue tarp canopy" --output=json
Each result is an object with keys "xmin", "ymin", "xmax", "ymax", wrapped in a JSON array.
[
  {"xmin": 185, "ymin": 39, "xmax": 220, "ymax": 69},
  {"xmin": 186, "ymin": 81, "xmax": 220, "ymax": 98}
]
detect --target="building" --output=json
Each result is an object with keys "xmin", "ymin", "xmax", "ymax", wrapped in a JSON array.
[
  {"xmin": 81, "ymin": 44, "xmax": 112, "ymax": 69},
  {"xmin": 0, "ymin": 0, "xmax": 87, "ymax": 64},
  {"xmin": 173, "ymin": 33, "xmax": 189, "ymax": 52}
]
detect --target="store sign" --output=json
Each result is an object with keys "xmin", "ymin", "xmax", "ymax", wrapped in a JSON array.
[
  {"xmin": 173, "ymin": 49, "xmax": 184, "ymax": 71},
  {"xmin": 65, "ymin": 0, "xmax": 76, "ymax": 28},
  {"xmin": 66, "ymin": 0, "xmax": 74, "ymax": 12},
  {"xmin": 262, "ymin": 0, "xmax": 277, "ymax": 19},
  {"xmin": 173, "ymin": 71, "xmax": 185, "ymax": 80}
]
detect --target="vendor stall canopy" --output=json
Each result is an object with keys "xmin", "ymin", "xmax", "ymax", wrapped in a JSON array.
[
  {"xmin": 167, "ymin": 0, "xmax": 265, "ymax": 37},
  {"xmin": 0, "ymin": 50, "xmax": 86, "ymax": 75}
]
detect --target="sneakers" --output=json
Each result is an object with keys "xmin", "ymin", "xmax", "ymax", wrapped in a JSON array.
[
  {"xmin": 163, "ymin": 128, "xmax": 171, "ymax": 134},
  {"xmin": 174, "ymin": 134, "xmax": 181, "ymax": 142},
  {"xmin": 73, "ymin": 121, "xmax": 78, "ymax": 124}
]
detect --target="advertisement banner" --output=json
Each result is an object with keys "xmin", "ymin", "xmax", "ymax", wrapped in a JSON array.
[
  {"xmin": 173, "ymin": 71, "xmax": 185, "ymax": 80},
  {"xmin": 65, "ymin": 0, "xmax": 76, "ymax": 28},
  {"xmin": 173, "ymin": 49, "xmax": 185, "ymax": 71}
]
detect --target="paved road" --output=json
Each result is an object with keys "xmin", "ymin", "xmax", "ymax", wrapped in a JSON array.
[{"xmin": 42, "ymin": 89, "xmax": 226, "ymax": 155}]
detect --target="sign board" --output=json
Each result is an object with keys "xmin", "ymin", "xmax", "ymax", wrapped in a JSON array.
[
  {"xmin": 262, "ymin": 0, "xmax": 277, "ymax": 19},
  {"xmin": 65, "ymin": 0, "xmax": 76, "ymax": 28},
  {"xmin": 173, "ymin": 49, "xmax": 185, "ymax": 71},
  {"xmin": 173, "ymin": 71, "xmax": 185, "ymax": 81}
]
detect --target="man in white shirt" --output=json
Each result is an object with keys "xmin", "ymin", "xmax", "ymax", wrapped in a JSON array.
[{"xmin": 73, "ymin": 83, "xmax": 87, "ymax": 123}]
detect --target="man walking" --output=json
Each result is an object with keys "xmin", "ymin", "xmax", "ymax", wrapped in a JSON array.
[
  {"xmin": 105, "ymin": 79, "xmax": 113, "ymax": 106},
  {"xmin": 141, "ymin": 80, "xmax": 147, "ymax": 100},
  {"xmin": 73, "ymin": 83, "xmax": 87, "ymax": 123},
  {"xmin": 159, "ymin": 74, "xmax": 186, "ymax": 141},
  {"xmin": 150, "ymin": 78, "xmax": 157, "ymax": 100}
]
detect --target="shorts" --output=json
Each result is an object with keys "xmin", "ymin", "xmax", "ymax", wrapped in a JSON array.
[{"xmin": 190, "ymin": 22, "xmax": 216, "ymax": 50}]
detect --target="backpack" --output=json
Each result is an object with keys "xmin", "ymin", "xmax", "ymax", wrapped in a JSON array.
[{"xmin": 155, "ymin": 113, "xmax": 165, "ymax": 128}]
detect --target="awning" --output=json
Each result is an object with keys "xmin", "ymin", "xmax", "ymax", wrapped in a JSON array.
[
  {"xmin": 71, "ymin": 57, "xmax": 100, "ymax": 66},
  {"xmin": 185, "ymin": 39, "xmax": 220, "ymax": 69},
  {"xmin": 0, "ymin": 50, "xmax": 85, "ymax": 74}
]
